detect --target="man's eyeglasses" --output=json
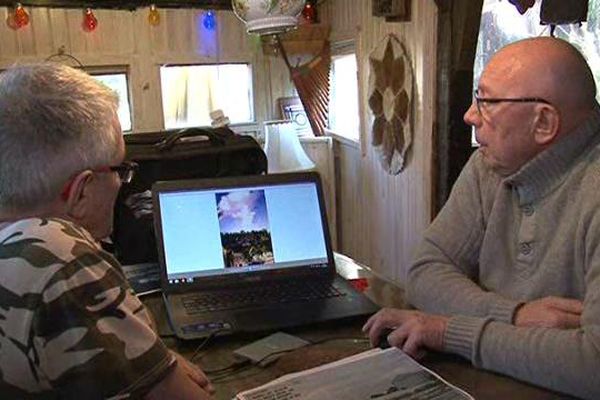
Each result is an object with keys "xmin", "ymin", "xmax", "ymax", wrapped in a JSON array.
[
  {"xmin": 60, "ymin": 161, "xmax": 138, "ymax": 201},
  {"xmin": 94, "ymin": 161, "xmax": 138, "ymax": 184},
  {"xmin": 473, "ymin": 89, "xmax": 552, "ymax": 116}
]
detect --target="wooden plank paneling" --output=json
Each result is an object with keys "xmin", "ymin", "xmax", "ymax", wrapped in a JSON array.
[
  {"xmin": 48, "ymin": 7, "xmax": 70, "ymax": 52},
  {"xmin": 30, "ymin": 8, "xmax": 53, "ymax": 54},
  {"xmin": 0, "ymin": 2, "xmax": 437, "ymax": 282},
  {"xmin": 0, "ymin": 6, "xmax": 292, "ymax": 133},
  {"xmin": 324, "ymin": 0, "xmax": 438, "ymax": 283}
]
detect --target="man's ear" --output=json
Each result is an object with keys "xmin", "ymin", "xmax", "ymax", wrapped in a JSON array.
[
  {"xmin": 64, "ymin": 170, "xmax": 94, "ymax": 220},
  {"xmin": 533, "ymin": 104, "xmax": 560, "ymax": 146}
]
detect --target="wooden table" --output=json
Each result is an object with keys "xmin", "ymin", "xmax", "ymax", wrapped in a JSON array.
[{"xmin": 143, "ymin": 253, "xmax": 577, "ymax": 400}]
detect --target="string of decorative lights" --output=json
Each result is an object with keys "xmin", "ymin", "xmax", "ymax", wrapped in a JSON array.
[{"xmin": 5, "ymin": 2, "xmax": 218, "ymax": 31}]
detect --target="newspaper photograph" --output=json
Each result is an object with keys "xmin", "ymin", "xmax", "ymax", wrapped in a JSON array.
[{"xmin": 235, "ymin": 348, "xmax": 474, "ymax": 400}]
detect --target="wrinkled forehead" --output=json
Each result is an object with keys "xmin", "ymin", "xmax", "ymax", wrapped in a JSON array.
[{"xmin": 480, "ymin": 48, "xmax": 531, "ymax": 92}]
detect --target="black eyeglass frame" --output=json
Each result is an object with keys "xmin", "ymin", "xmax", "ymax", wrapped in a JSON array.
[
  {"xmin": 473, "ymin": 89, "xmax": 552, "ymax": 116},
  {"xmin": 103, "ymin": 161, "xmax": 138, "ymax": 184}
]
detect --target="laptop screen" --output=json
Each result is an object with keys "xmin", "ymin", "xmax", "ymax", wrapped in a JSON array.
[{"xmin": 156, "ymin": 178, "xmax": 330, "ymax": 284}]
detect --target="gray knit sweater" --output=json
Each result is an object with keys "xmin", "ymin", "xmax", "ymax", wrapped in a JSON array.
[{"xmin": 408, "ymin": 104, "xmax": 600, "ymax": 399}]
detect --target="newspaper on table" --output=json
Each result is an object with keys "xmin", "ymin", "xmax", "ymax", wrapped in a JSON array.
[{"xmin": 235, "ymin": 348, "xmax": 474, "ymax": 400}]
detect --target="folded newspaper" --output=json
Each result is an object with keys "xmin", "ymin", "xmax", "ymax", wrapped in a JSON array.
[{"xmin": 235, "ymin": 348, "xmax": 474, "ymax": 400}]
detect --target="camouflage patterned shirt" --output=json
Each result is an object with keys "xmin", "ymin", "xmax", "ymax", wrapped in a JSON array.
[{"xmin": 0, "ymin": 218, "xmax": 175, "ymax": 399}]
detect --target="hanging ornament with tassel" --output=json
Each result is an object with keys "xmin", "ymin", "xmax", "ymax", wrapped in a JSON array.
[
  {"xmin": 7, "ymin": 3, "xmax": 30, "ymax": 30},
  {"xmin": 301, "ymin": 0, "xmax": 318, "ymax": 24},
  {"xmin": 82, "ymin": 8, "xmax": 98, "ymax": 32},
  {"xmin": 203, "ymin": 10, "xmax": 216, "ymax": 30},
  {"xmin": 148, "ymin": 4, "xmax": 160, "ymax": 26}
]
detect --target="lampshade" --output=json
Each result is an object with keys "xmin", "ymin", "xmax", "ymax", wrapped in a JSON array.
[
  {"xmin": 263, "ymin": 120, "xmax": 315, "ymax": 173},
  {"xmin": 232, "ymin": 0, "xmax": 306, "ymax": 36}
]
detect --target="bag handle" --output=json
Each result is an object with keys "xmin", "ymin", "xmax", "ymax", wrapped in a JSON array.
[{"xmin": 155, "ymin": 127, "xmax": 231, "ymax": 151}]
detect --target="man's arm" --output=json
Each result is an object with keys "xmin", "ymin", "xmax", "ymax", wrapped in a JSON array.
[
  {"xmin": 143, "ymin": 305, "xmax": 215, "ymax": 396},
  {"xmin": 378, "ymin": 206, "xmax": 600, "ymax": 399},
  {"xmin": 445, "ymin": 314, "xmax": 600, "ymax": 399},
  {"xmin": 34, "ymin": 236, "xmax": 214, "ymax": 399},
  {"xmin": 407, "ymin": 152, "xmax": 523, "ymax": 323},
  {"xmin": 363, "ymin": 306, "xmax": 599, "ymax": 399},
  {"xmin": 442, "ymin": 203, "xmax": 600, "ymax": 399}
]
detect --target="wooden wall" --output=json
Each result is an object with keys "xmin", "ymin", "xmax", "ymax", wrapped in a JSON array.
[
  {"xmin": 0, "ymin": 5, "xmax": 341, "ymax": 248},
  {"xmin": 322, "ymin": 0, "xmax": 438, "ymax": 283},
  {"xmin": 0, "ymin": 7, "xmax": 294, "ymax": 131},
  {"xmin": 0, "ymin": 3, "xmax": 438, "ymax": 283}
]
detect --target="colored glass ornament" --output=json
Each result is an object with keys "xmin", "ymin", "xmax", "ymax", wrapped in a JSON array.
[
  {"xmin": 203, "ymin": 10, "xmax": 216, "ymax": 30},
  {"xmin": 14, "ymin": 3, "xmax": 29, "ymax": 28},
  {"xmin": 82, "ymin": 8, "xmax": 98, "ymax": 32},
  {"xmin": 148, "ymin": 4, "xmax": 160, "ymax": 26},
  {"xmin": 301, "ymin": 1, "xmax": 317, "ymax": 23}
]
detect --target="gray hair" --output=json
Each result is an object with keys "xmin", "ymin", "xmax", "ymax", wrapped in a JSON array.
[{"xmin": 0, "ymin": 63, "xmax": 120, "ymax": 214}]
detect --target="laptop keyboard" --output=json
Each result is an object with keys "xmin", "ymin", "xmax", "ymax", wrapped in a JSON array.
[{"xmin": 181, "ymin": 280, "xmax": 346, "ymax": 315}]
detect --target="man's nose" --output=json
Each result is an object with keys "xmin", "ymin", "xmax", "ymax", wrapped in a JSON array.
[{"xmin": 464, "ymin": 102, "xmax": 480, "ymax": 127}]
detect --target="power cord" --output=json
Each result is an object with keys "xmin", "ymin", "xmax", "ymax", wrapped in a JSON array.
[
  {"xmin": 189, "ymin": 330, "xmax": 224, "ymax": 363},
  {"xmin": 204, "ymin": 359, "xmax": 250, "ymax": 375}
]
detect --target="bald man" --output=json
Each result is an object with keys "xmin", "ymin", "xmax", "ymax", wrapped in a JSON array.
[{"xmin": 363, "ymin": 37, "xmax": 600, "ymax": 399}]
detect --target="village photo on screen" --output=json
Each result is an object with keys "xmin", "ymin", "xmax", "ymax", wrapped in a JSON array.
[{"xmin": 216, "ymin": 190, "xmax": 275, "ymax": 268}]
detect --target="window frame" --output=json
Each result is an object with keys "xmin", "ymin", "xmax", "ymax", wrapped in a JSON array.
[
  {"xmin": 327, "ymin": 40, "xmax": 360, "ymax": 147},
  {"xmin": 159, "ymin": 62, "xmax": 255, "ymax": 130},
  {"xmin": 86, "ymin": 65, "xmax": 133, "ymax": 133}
]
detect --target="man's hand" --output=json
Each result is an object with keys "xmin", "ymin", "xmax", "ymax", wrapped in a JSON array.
[
  {"xmin": 171, "ymin": 351, "xmax": 215, "ymax": 395},
  {"xmin": 145, "ymin": 352, "xmax": 214, "ymax": 400},
  {"xmin": 362, "ymin": 308, "xmax": 448, "ymax": 359},
  {"xmin": 514, "ymin": 296, "xmax": 583, "ymax": 328}
]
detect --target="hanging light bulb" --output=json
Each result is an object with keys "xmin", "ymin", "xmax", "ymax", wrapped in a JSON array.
[
  {"xmin": 203, "ymin": 10, "xmax": 216, "ymax": 30},
  {"xmin": 82, "ymin": 8, "xmax": 98, "ymax": 32},
  {"xmin": 148, "ymin": 4, "xmax": 160, "ymax": 26},
  {"xmin": 13, "ymin": 3, "xmax": 29, "ymax": 29},
  {"xmin": 301, "ymin": 0, "xmax": 317, "ymax": 24}
]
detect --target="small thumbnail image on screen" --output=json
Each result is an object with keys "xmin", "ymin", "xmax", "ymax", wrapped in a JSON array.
[{"xmin": 216, "ymin": 189, "xmax": 275, "ymax": 268}]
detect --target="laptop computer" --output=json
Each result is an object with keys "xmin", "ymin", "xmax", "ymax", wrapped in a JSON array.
[{"xmin": 152, "ymin": 172, "xmax": 379, "ymax": 340}]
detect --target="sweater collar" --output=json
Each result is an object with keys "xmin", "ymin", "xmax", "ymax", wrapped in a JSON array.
[{"xmin": 504, "ymin": 103, "xmax": 600, "ymax": 205}]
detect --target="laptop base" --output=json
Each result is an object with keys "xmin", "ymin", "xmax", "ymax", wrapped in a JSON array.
[{"xmin": 165, "ymin": 275, "xmax": 379, "ymax": 340}]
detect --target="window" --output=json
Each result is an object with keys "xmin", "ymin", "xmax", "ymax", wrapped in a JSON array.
[
  {"xmin": 473, "ymin": 0, "xmax": 600, "ymax": 144},
  {"xmin": 91, "ymin": 72, "xmax": 132, "ymax": 132},
  {"xmin": 329, "ymin": 53, "xmax": 360, "ymax": 142},
  {"xmin": 160, "ymin": 64, "xmax": 254, "ymax": 129}
]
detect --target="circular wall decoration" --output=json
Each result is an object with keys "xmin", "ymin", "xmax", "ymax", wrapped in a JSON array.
[{"xmin": 368, "ymin": 34, "xmax": 413, "ymax": 175}]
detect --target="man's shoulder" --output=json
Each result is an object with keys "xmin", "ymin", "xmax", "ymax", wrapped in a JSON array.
[
  {"xmin": 570, "ymin": 142, "xmax": 600, "ymax": 190},
  {"xmin": 0, "ymin": 216, "xmax": 170, "ymax": 398},
  {"xmin": 0, "ymin": 218, "xmax": 111, "ymax": 293},
  {"xmin": 0, "ymin": 217, "xmax": 99, "ymax": 258},
  {"xmin": 1, "ymin": 216, "xmax": 94, "ymax": 238}
]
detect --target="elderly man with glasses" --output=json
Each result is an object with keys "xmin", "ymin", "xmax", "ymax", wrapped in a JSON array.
[
  {"xmin": 0, "ymin": 64, "xmax": 213, "ymax": 399},
  {"xmin": 364, "ymin": 37, "xmax": 600, "ymax": 399}
]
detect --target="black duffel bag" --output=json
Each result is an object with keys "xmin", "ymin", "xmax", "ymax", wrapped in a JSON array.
[{"xmin": 111, "ymin": 126, "xmax": 267, "ymax": 265}]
